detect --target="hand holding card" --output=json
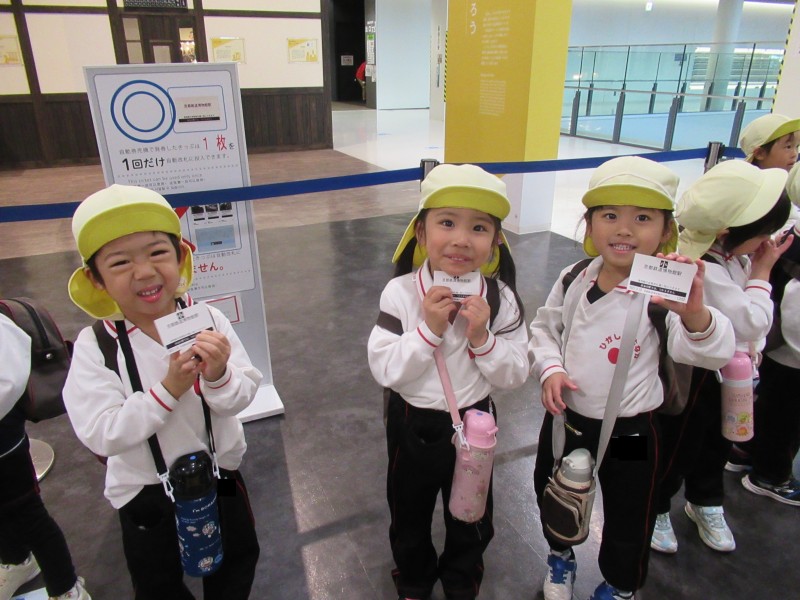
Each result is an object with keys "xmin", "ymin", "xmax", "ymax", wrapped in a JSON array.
[
  {"xmin": 627, "ymin": 254, "xmax": 697, "ymax": 304},
  {"xmin": 432, "ymin": 271, "xmax": 482, "ymax": 302},
  {"xmin": 154, "ymin": 302, "xmax": 216, "ymax": 353}
]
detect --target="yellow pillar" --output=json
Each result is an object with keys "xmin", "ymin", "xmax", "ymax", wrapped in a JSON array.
[{"xmin": 444, "ymin": 0, "xmax": 573, "ymax": 163}]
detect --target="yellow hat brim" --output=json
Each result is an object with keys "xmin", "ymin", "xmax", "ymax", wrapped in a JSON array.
[{"xmin": 68, "ymin": 241, "xmax": 194, "ymax": 320}]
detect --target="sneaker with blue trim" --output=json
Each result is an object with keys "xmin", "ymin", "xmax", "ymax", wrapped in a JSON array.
[
  {"xmin": 685, "ymin": 502, "xmax": 735, "ymax": 552},
  {"xmin": 742, "ymin": 474, "xmax": 800, "ymax": 506},
  {"xmin": 589, "ymin": 581, "xmax": 635, "ymax": 600},
  {"xmin": 542, "ymin": 551, "xmax": 576, "ymax": 600},
  {"xmin": 650, "ymin": 512, "xmax": 678, "ymax": 554}
]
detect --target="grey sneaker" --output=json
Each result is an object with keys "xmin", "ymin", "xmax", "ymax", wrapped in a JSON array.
[
  {"xmin": 742, "ymin": 474, "xmax": 800, "ymax": 506},
  {"xmin": 650, "ymin": 512, "xmax": 678, "ymax": 554},
  {"xmin": 685, "ymin": 502, "xmax": 735, "ymax": 552},
  {"xmin": 0, "ymin": 553, "xmax": 40, "ymax": 600}
]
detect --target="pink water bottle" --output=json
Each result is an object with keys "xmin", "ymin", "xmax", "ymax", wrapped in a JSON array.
[
  {"xmin": 449, "ymin": 409, "xmax": 498, "ymax": 523},
  {"xmin": 720, "ymin": 351, "xmax": 754, "ymax": 442}
]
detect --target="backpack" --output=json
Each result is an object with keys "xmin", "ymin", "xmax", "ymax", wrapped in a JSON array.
[
  {"xmin": 0, "ymin": 297, "xmax": 73, "ymax": 422},
  {"xmin": 561, "ymin": 259, "xmax": 692, "ymax": 416}
]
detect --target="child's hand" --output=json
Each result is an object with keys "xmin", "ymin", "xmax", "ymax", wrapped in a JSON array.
[
  {"xmin": 541, "ymin": 372, "xmax": 578, "ymax": 416},
  {"xmin": 192, "ymin": 330, "xmax": 232, "ymax": 383},
  {"xmin": 423, "ymin": 285, "xmax": 457, "ymax": 337},
  {"xmin": 461, "ymin": 295, "xmax": 490, "ymax": 347},
  {"xmin": 162, "ymin": 349, "xmax": 202, "ymax": 399},
  {"xmin": 750, "ymin": 234, "xmax": 793, "ymax": 281},
  {"xmin": 650, "ymin": 253, "xmax": 712, "ymax": 333}
]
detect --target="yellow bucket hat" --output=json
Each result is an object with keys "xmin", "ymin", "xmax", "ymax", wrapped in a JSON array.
[
  {"xmin": 68, "ymin": 184, "xmax": 194, "ymax": 320},
  {"xmin": 392, "ymin": 164, "xmax": 511, "ymax": 275},
  {"xmin": 581, "ymin": 156, "xmax": 680, "ymax": 257},
  {"xmin": 676, "ymin": 160, "xmax": 788, "ymax": 260},
  {"xmin": 739, "ymin": 113, "xmax": 800, "ymax": 162}
]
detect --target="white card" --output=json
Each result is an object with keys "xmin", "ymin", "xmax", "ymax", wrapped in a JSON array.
[
  {"xmin": 432, "ymin": 270, "xmax": 482, "ymax": 301},
  {"xmin": 154, "ymin": 302, "xmax": 215, "ymax": 353},
  {"xmin": 627, "ymin": 254, "xmax": 697, "ymax": 304}
]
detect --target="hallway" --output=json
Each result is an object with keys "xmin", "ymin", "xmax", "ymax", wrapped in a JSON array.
[{"xmin": 0, "ymin": 108, "xmax": 797, "ymax": 599}]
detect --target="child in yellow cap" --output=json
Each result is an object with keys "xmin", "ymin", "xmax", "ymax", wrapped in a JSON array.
[
  {"xmin": 63, "ymin": 184, "xmax": 262, "ymax": 599},
  {"xmin": 739, "ymin": 113, "xmax": 800, "ymax": 171},
  {"xmin": 654, "ymin": 160, "xmax": 791, "ymax": 556},
  {"xmin": 368, "ymin": 164, "xmax": 529, "ymax": 600},
  {"xmin": 529, "ymin": 156, "xmax": 734, "ymax": 600}
]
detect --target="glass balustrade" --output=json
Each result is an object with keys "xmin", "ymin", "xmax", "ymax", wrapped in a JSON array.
[{"xmin": 561, "ymin": 41, "xmax": 784, "ymax": 150}]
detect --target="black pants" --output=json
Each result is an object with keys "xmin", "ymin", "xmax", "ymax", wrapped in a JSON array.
[
  {"xmin": 533, "ymin": 409, "xmax": 659, "ymax": 593},
  {"xmin": 0, "ymin": 436, "xmax": 77, "ymax": 596},
  {"xmin": 657, "ymin": 368, "xmax": 731, "ymax": 511},
  {"xmin": 118, "ymin": 469, "xmax": 259, "ymax": 600},
  {"xmin": 386, "ymin": 392, "xmax": 495, "ymax": 600},
  {"xmin": 748, "ymin": 355, "xmax": 800, "ymax": 483}
]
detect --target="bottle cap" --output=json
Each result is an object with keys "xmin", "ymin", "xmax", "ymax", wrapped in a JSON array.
[
  {"xmin": 560, "ymin": 448, "xmax": 594, "ymax": 484},
  {"xmin": 463, "ymin": 409, "xmax": 498, "ymax": 447},
  {"xmin": 169, "ymin": 451, "xmax": 214, "ymax": 498}
]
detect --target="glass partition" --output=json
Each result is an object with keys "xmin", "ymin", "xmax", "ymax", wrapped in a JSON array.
[{"xmin": 562, "ymin": 41, "xmax": 784, "ymax": 150}]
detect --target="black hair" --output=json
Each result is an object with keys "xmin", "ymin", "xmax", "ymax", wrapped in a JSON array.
[
  {"xmin": 86, "ymin": 232, "xmax": 182, "ymax": 284},
  {"xmin": 751, "ymin": 137, "xmax": 780, "ymax": 168},
  {"xmin": 720, "ymin": 190, "xmax": 791, "ymax": 253},
  {"xmin": 393, "ymin": 208, "xmax": 526, "ymax": 334}
]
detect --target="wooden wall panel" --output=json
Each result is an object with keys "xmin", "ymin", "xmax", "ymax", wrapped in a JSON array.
[
  {"xmin": 43, "ymin": 95, "xmax": 100, "ymax": 162},
  {"xmin": 0, "ymin": 99, "xmax": 43, "ymax": 165},
  {"xmin": 241, "ymin": 88, "xmax": 332, "ymax": 152},
  {"xmin": 0, "ymin": 89, "xmax": 332, "ymax": 167}
]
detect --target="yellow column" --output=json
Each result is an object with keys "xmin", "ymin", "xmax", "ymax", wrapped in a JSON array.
[{"xmin": 444, "ymin": 0, "xmax": 573, "ymax": 163}]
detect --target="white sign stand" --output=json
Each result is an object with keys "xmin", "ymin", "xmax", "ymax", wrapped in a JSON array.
[{"xmin": 84, "ymin": 63, "xmax": 283, "ymax": 420}]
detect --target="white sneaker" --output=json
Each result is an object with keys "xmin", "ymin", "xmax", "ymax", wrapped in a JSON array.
[
  {"xmin": 49, "ymin": 576, "xmax": 91, "ymax": 600},
  {"xmin": 650, "ymin": 512, "xmax": 678, "ymax": 554},
  {"xmin": 685, "ymin": 502, "xmax": 736, "ymax": 552},
  {"xmin": 0, "ymin": 553, "xmax": 41, "ymax": 600},
  {"xmin": 543, "ymin": 552, "xmax": 577, "ymax": 600}
]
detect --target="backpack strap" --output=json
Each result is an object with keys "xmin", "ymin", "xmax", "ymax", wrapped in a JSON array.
[
  {"xmin": 485, "ymin": 276, "xmax": 500, "ymax": 329},
  {"xmin": 92, "ymin": 320, "xmax": 120, "ymax": 377},
  {"xmin": 561, "ymin": 258, "xmax": 594, "ymax": 295}
]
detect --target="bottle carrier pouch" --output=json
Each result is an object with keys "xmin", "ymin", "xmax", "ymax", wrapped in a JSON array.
[{"xmin": 541, "ymin": 470, "xmax": 596, "ymax": 546}]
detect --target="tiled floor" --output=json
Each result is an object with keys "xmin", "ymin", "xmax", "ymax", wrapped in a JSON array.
[{"xmin": 1, "ymin": 109, "xmax": 798, "ymax": 600}]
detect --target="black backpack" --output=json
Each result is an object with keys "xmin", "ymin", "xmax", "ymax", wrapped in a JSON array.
[
  {"xmin": 0, "ymin": 297, "xmax": 73, "ymax": 422},
  {"xmin": 561, "ymin": 259, "xmax": 692, "ymax": 415}
]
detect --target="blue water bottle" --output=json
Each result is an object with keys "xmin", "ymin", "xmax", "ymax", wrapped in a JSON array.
[{"xmin": 169, "ymin": 451, "xmax": 224, "ymax": 576}]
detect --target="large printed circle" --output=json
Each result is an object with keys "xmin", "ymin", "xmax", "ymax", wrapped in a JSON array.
[{"xmin": 110, "ymin": 80, "xmax": 176, "ymax": 143}]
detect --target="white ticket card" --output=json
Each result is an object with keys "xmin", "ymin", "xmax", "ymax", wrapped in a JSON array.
[
  {"xmin": 154, "ymin": 302, "xmax": 215, "ymax": 353},
  {"xmin": 627, "ymin": 254, "xmax": 697, "ymax": 304},
  {"xmin": 432, "ymin": 270, "xmax": 482, "ymax": 301}
]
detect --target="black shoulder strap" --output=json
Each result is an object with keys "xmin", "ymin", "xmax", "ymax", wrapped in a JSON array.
[
  {"xmin": 561, "ymin": 258, "xmax": 593, "ymax": 294},
  {"xmin": 700, "ymin": 252, "xmax": 721, "ymax": 265},
  {"xmin": 93, "ymin": 316, "xmax": 216, "ymax": 494}
]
